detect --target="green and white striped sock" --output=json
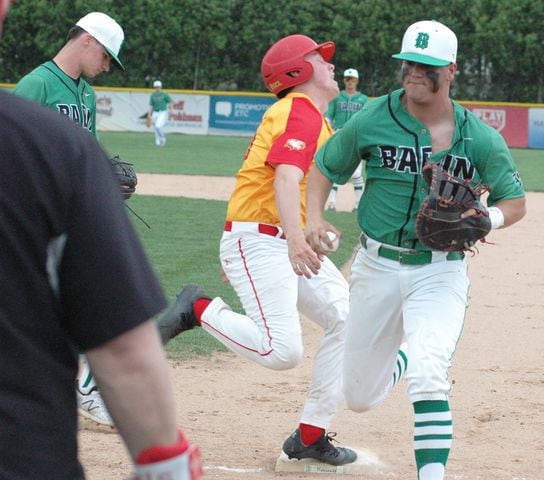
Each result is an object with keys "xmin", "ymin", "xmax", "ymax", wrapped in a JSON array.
[
  {"xmin": 388, "ymin": 342, "xmax": 408, "ymax": 390},
  {"xmin": 77, "ymin": 356, "xmax": 96, "ymax": 394},
  {"xmin": 413, "ymin": 400, "xmax": 452, "ymax": 480}
]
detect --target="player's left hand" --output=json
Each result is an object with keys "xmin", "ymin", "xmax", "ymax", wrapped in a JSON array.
[
  {"xmin": 460, "ymin": 208, "xmax": 479, "ymax": 219},
  {"xmin": 110, "ymin": 155, "xmax": 138, "ymax": 200}
]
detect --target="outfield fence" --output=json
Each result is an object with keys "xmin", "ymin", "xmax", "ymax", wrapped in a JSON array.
[
  {"xmin": 2, "ymin": 84, "xmax": 544, "ymax": 148},
  {"xmin": 96, "ymin": 88, "xmax": 544, "ymax": 149}
]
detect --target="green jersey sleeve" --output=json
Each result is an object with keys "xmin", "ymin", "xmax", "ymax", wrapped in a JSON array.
[
  {"xmin": 13, "ymin": 75, "xmax": 47, "ymax": 104},
  {"xmin": 315, "ymin": 114, "xmax": 363, "ymax": 185},
  {"xmin": 478, "ymin": 128, "xmax": 525, "ymax": 204}
]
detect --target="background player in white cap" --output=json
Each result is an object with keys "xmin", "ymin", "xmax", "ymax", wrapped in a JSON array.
[
  {"xmin": 325, "ymin": 68, "xmax": 368, "ymax": 212},
  {"xmin": 147, "ymin": 80, "xmax": 173, "ymax": 146},
  {"xmin": 306, "ymin": 19, "xmax": 526, "ymax": 480},
  {"xmin": 14, "ymin": 11, "xmax": 126, "ymax": 429},
  {"xmin": 14, "ymin": 11, "xmax": 204, "ymax": 430},
  {"xmin": 14, "ymin": 12, "xmax": 124, "ymax": 137}
]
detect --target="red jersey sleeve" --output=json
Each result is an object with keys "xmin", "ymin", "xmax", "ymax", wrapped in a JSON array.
[{"xmin": 266, "ymin": 97, "xmax": 324, "ymax": 174}]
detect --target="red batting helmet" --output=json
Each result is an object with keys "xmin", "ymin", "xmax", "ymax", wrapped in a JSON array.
[{"xmin": 261, "ymin": 34, "xmax": 335, "ymax": 96}]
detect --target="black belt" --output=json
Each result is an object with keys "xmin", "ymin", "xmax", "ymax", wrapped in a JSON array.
[{"xmin": 360, "ymin": 233, "xmax": 464, "ymax": 265}]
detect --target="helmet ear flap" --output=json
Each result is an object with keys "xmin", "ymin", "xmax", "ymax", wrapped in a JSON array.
[
  {"xmin": 262, "ymin": 54, "xmax": 313, "ymax": 96},
  {"xmin": 262, "ymin": 58, "xmax": 314, "ymax": 95}
]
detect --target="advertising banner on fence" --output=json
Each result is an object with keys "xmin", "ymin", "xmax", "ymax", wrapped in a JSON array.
[
  {"xmin": 463, "ymin": 104, "xmax": 528, "ymax": 148},
  {"xmin": 85, "ymin": 86, "xmax": 543, "ymax": 147},
  {"xmin": 208, "ymin": 95, "xmax": 275, "ymax": 136},
  {"xmin": 528, "ymin": 108, "xmax": 544, "ymax": 149},
  {"xmin": 96, "ymin": 90, "xmax": 209, "ymax": 135}
]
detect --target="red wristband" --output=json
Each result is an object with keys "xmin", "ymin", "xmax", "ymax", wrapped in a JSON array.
[{"xmin": 136, "ymin": 429, "xmax": 189, "ymax": 465}]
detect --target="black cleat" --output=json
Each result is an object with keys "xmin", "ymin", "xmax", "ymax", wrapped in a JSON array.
[
  {"xmin": 282, "ymin": 429, "xmax": 357, "ymax": 466},
  {"xmin": 156, "ymin": 283, "xmax": 210, "ymax": 344}
]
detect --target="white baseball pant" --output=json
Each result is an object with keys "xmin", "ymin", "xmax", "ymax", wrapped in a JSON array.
[
  {"xmin": 152, "ymin": 110, "xmax": 169, "ymax": 145},
  {"xmin": 201, "ymin": 222, "xmax": 349, "ymax": 428},
  {"xmin": 343, "ymin": 234, "xmax": 469, "ymax": 412}
]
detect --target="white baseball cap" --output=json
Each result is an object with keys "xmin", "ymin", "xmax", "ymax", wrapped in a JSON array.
[
  {"xmin": 392, "ymin": 20, "xmax": 457, "ymax": 67},
  {"xmin": 153, "ymin": 80, "xmax": 162, "ymax": 88},
  {"xmin": 76, "ymin": 12, "xmax": 125, "ymax": 69},
  {"xmin": 343, "ymin": 68, "xmax": 359, "ymax": 79}
]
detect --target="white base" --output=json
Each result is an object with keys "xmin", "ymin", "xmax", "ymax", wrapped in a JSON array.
[{"xmin": 275, "ymin": 448, "xmax": 391, "ymax": 475}]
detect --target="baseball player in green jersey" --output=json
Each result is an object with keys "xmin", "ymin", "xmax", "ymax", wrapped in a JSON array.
[
  {"xmin": 147, "ymin": 80, "xmax": 173, "ymax": 146},
  {"xmin": 325, "ymin": 68, "xmax": 368, "ymax": 212},
  {"xmin": 13, "ymin": 10, "xmax": 196, "ymax": 433},
  {"xmin": 14, "ymin": 12, "xmax": 124, "ymax": 138},
  {"xmin": 306, "ymin": 20, "xmax": 526, "ymax": 480},
  {"xmin": 326, "ymin": 69, "xmax": 368, "ymax": 129},
  {"xmin": 14, "ymin": 12, "xmax": 125, "ymax": 428},
  {"xmin": 13, "ymin": 13, "xmax": 199, "ymax": 431}
]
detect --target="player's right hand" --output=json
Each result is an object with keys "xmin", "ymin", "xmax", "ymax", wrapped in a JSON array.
[
  {"xmin": 287, "ymin": 234, "xmax": 322, "ymax": 278},
  {"xmin": 305, "ymin": 221, "xmax": 341, "ymax": 257}
]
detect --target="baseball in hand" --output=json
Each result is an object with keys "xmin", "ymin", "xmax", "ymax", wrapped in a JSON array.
[{"xmin": 320, "ymin": 231, "xmax": 339, "ymax": 253}]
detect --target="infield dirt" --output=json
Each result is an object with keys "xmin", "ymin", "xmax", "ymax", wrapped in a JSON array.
[{"xmin": 79, "ymin": 175, "xmax": 544, "ymax": 480}]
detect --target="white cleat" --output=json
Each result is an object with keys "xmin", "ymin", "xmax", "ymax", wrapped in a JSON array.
[{"xmin": 77, "ymin": 387, "xmax": 114, "ymax": 428}]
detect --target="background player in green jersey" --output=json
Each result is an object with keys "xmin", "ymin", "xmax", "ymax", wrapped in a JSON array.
[
  {"xmin": 306, "ymin": 20, "xmax": 526, "ymax": 480},
  {"xmin": 147, "ymin": 80, "xmax": 173, "ymax": 146},
  {"xmin": 14, "ymin": 12, "xmax": 124, "ymax": 138},
  {"xmin": 13, "ymin": 10, "xmax": 200, "ymax": 432},
  {"xmin": 14, "ymin": 11, "xmax": 125, "ymax": 428},
  {"xmin": 325, "ymin": 68, "xmax": 368, "ymax": 212}
]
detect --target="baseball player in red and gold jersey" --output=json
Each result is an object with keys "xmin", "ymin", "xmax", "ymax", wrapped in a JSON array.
[
  {"xmin": 201, "ymin": 34, "xmax": 358, "ymax": 465},
  {"xmin": 159, "ymin": 34, "xmax": 408, "ymax": 466}
]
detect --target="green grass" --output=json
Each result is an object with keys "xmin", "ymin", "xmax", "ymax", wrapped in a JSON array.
[
  {"xmin": 100, "ymin": 132, "xmax": 544, "ymax": 191},
  {"xmin": 509, "ymin": 149, "xmax": 544, "ymax": 192},
  {"xmin": 103, "ymin": 132, "xmax": 542, "ymax": 359},
  {"xmin": 100, "ymin": 131, "xmax": 247, "ymax": 176},
  {"xmin": 128, "ymin": 196, "xmax": 234, "ymax": 358}
]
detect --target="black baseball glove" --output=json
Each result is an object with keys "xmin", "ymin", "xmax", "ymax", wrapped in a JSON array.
[
  {"xmin": 415, "ymin": 163, "xmax": 491, "ymax": 252},
  {"xmin": 110, "ymin": 155, "xmax": 137, "ymax": 200}
]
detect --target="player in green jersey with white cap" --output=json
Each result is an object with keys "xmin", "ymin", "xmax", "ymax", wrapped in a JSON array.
[
  {"xmin": 14, "ymin": 12, "xmax": 124, "ymax": 138},
  {"xmin": 14, "ymin": 12, "xmax": 125, "ymax": 428},
  {"xmin": 305, "ymin": 20, "xmax": 526, "ymax": 480},
  {"xmin": 147, "ymin": 80, "xmax": 173, "ymax": 146},
  {"xmin": 14, "ymin": 10, "xmax": 199, "ymax": 432},
  {"xmin": 325, "ymin": 68, "xmax": 368, "ymax": 212}
]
